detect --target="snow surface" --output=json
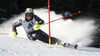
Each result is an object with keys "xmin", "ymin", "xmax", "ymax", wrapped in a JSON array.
[
  {"xmin": 0, "ymin": 35, "xmax": 100, "ymax": 56},
  {"xmin": 0, "ymin": 8, "xmax": 99, "ymax": 56}
]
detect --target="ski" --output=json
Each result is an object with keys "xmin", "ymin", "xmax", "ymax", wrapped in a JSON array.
[{"xmin": 58, "ymin": 43, "xmax": 78, "ymax": 49}]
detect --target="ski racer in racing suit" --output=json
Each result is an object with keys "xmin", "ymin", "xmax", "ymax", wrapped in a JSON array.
[{"xmin": 12, "ymin": 8, "xmax": 60, "ymax": 44}]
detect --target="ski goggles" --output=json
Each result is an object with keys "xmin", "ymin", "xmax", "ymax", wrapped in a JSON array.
[{"xmin": 25, "ymin": 13, "xmax": 34, "ymax": 17}]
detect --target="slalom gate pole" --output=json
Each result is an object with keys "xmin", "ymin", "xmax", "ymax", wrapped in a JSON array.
[
  {"xmin": 44, "ymin": 11, "xmax": 81, "ymax": 25},
  {"xmin": 48, "ymin": 0, "xmax": 51, "ymax": 46}
]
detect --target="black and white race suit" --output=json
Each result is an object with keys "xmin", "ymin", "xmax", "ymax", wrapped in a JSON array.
[
  {"xmin": 12, "ymin": 15, "xmax": 44, "ymax": 40},
  {"xmin": 12, "ymin": 15, "xmax": 60, "ymax": 44}
]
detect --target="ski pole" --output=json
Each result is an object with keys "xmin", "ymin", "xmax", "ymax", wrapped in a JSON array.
[
  {"xmin": 44, "ymin": 11, "xmax": 81, "ymax": 25},
  {"xmin": 0, "ymin": 33, "xmax": 10, "ymax": 35}
]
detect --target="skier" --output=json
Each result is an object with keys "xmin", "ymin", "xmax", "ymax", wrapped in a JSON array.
[{"xmin": 12, "ymin": 8, "xmax": 60, "ymax": 44}]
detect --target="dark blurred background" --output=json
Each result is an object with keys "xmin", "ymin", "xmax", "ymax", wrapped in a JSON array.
[{"xmin": 0, "ymin": 0, "xmax": 100, "ymax": 48}]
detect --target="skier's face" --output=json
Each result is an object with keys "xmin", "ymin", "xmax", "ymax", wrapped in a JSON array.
[
  {"xmin": 26, "ymin": 13, "xmax": 33, "ymax": 20},
  {"xmin": 27, "ymin": 16, "xmax": 32, "ymax": 20}
]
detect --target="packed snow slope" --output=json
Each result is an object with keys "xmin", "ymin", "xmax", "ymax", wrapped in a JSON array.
[
  {"xmin": 0, "ymin": 35, "xmax": 100, "ymax": 56},
  {"xmin": 0, "ymin": 8, "xmax": 99, "ymax": 56}
]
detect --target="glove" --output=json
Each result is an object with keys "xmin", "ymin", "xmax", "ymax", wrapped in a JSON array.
[
  {"xmin": 33, "ymin": 24, "xmax": 43, "ymax": 30},
  {"xmin": 11, "ymin": 32, "xmax": 17, "ymax": 37}
]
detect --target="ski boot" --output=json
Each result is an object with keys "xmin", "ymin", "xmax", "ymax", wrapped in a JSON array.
[{"xmin": 74, "ymin": 44, "xmax": 78, "ymax": 49}]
